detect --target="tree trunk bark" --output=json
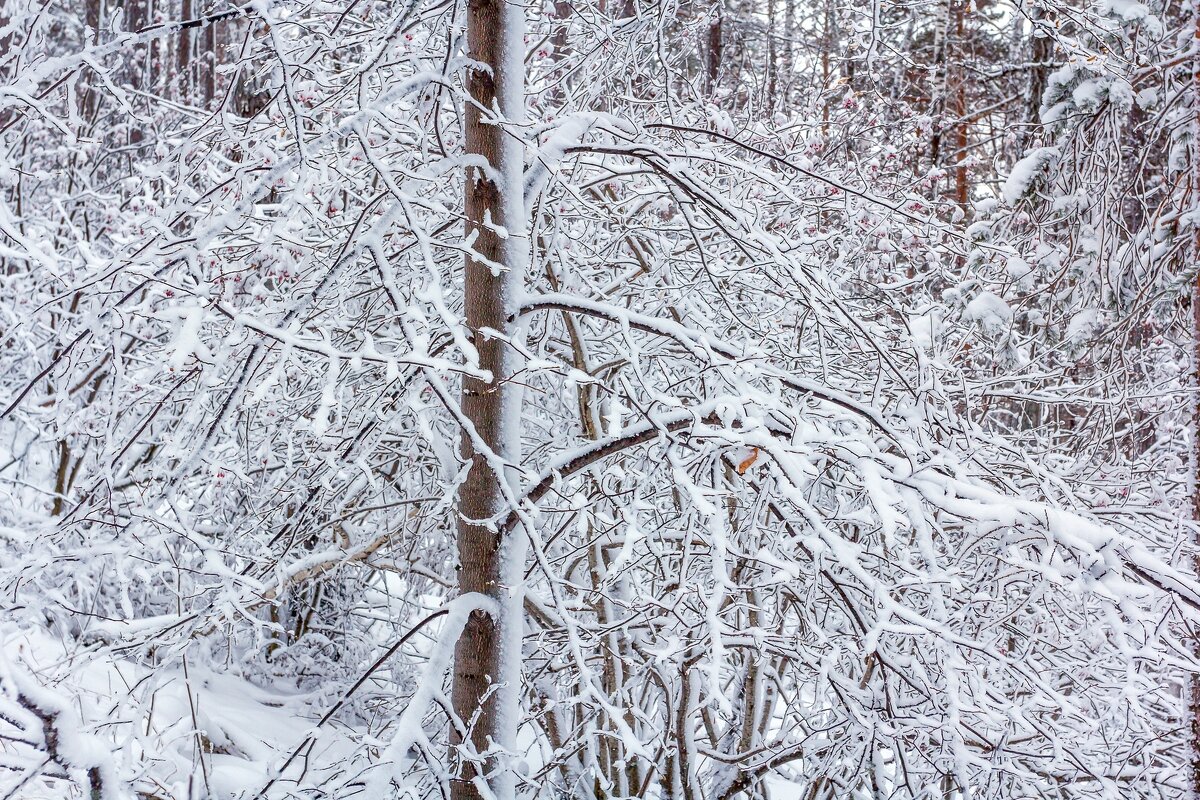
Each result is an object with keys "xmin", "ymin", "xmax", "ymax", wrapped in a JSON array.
[
  {"xmin": 1022, "ymin": 2, "xmax": 1051, "ymax": 149},
  {"xmin": 1191, "ymin": 251, "xmax": 1200, "ymax": 800},
  {"xmin": 766, "ymin": 0, "xmax": 777, "ymax": 108},
  {"xmin": 950, "ymin": 0, "xmax": 968, "ymax": 206},
  {"xmin": 203, "ymin": 13, "xmax": 217, "ymax": 104},
  {"xmin": 707, "ymin": 6, "xmax": 722, "ymax": 95},
  {"xmin": 77, "ymin": 0, "xmax": 102, "ymax": 121},
  {"xmin": 927, "ymin": 0, "xmax": 948, "ymax": 165},
  {"xmin": 1191, "ymin": 10, "xmax": 1200, "ymax": 798},
  {"xmin": 125, "ymin": 0, "xmax": 148, "ymax": 145},
  {"xmin": 781, "ymin": 0, "xmax": 793, "ymax": 106},
  {"xmin": 177, "ymin": 0, "xmax": 192, "ymax": 101},
  {"xmin": 450, "ymin": 0, "xmax": 527, "ymax": 796}
]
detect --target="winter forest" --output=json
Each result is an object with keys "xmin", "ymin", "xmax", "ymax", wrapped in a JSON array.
[{"xmin": 8, "ymin": 0, "xmax": 1200, "ymax": 798}]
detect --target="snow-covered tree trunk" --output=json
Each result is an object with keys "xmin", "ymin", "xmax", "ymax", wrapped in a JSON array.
[
  {"xmin": 450, "ymin": 0, "xmax": 527, "ymax": 797},
  {"xmin": 1192, "ymin": 272, "xmax": 1200, "ymax": 800},
  {"xmin": 1192, "ymin": 8, "xmax": 1200, "ymax": 798}
]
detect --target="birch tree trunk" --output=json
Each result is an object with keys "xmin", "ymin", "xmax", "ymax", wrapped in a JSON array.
[{"xmin": 451, "ymin": 0, "xmax": 527, "ymax": 797}]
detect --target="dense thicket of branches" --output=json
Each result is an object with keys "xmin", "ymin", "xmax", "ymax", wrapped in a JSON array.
[{"xmin": 1, "ymin": 1, "xmax": 1199, "ymax": 799}]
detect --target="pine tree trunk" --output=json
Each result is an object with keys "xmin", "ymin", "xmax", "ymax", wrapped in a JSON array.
[
  {"xmin": 766, "ymin": 0, "xmax": 777, "ymax": 107},
  {"xmin": 927, "ymin": 0, "xmax": 950, "ymax": 169},
  {"xmin": 950, "ymin": 0, "xmax": 968, "ymax": 206},
  {"xmin": 820, "ymin": 0, "xmax": 831, "ymax": 130},
  {"xmin": 126, "ymin": 0, "xmax": 148, "ymax": 146},
  {"xmin": 79, "ymin": 0, "xmax": 102, "ymax": 121},
  {"xmin": 233, "ymin": 21, "xmax": 270, "ymax": 119},
  {"xmin": 707, "ymin": 6, "xmax": 722, "ymax": 94},
  {"xmin": 203, "ymin": 14, "xmax": 217, "ymax": 104},
  {"xmin": 781, "ymin": 0, "xmax": 793, "ymax": 105},
  {"xmin": 1022, "ymin": 2, "xmax": 1051, "ymax": 149},
  {"xmin": 177, "ymin": 0, "xmax": 192, "ymax": 101},
  {"xmin": 450, "ymin": 0, "xmax": 527, "ymax": 795}
]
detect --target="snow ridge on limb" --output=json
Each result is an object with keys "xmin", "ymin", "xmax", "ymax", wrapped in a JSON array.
[{"xmin": 0, "ymin": 645, "xmax": 120, "ymax": 800}]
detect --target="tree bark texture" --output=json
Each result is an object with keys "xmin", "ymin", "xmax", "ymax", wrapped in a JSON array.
[
  {"xmin": 450, "ymin": 0, "xmax": 527, "ymax": 797},
  {"xmin": 1191, "ymin": 10, "xmax": 1200, "ymax": 798}
]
